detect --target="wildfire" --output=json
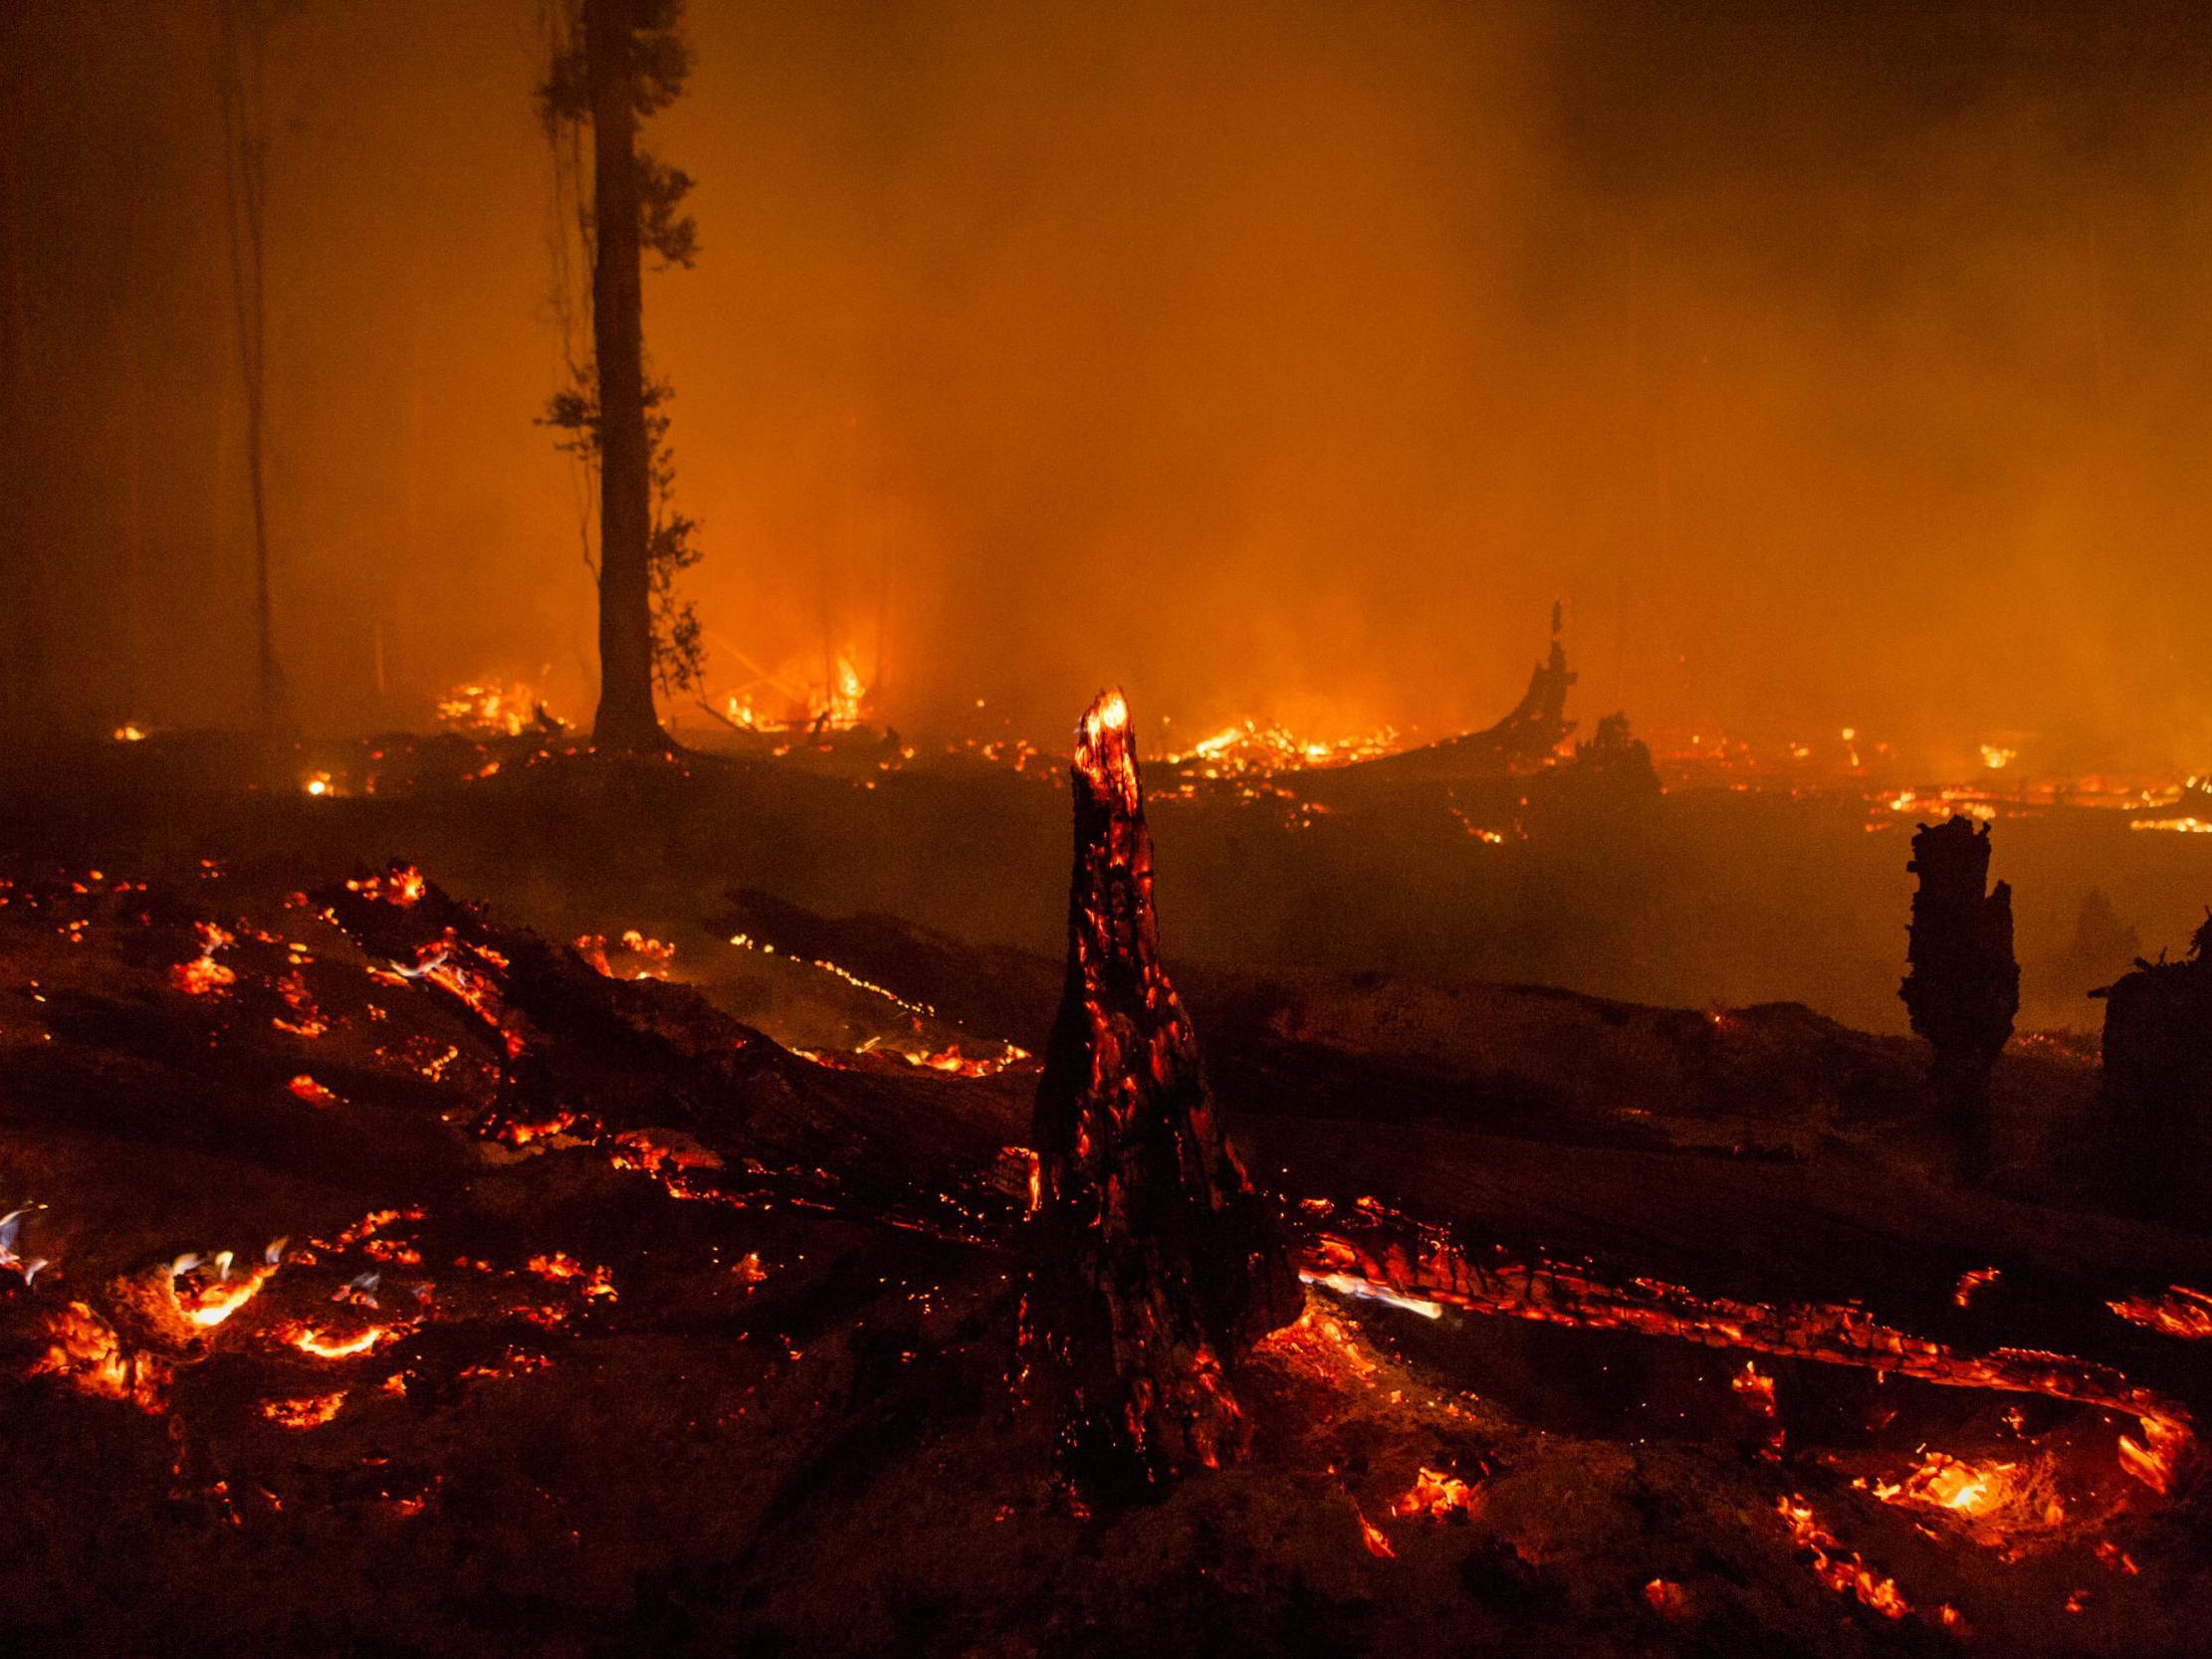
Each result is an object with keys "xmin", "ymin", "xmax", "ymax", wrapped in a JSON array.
[
  {"xmin": 717, "ymin": 649, "xmax": 870, "ymax": 732},
  {"xmin": 575, "ymin": 929, "xmax": 676, "ymax": 979},
  {"xmin": 2108, "ymin": 1284, "xmax": 2212, "ymax": 1341},
  {"xmin": 111, "ymin": 723, "xmax": 147, "ymax": 742},
  {"xmin": 1160, "ymin": 718, "xmax": 1403, "ymax": 779},
  {"xmin": 435, "ymin": 680, "xmax": 549, "ymax": 737}
]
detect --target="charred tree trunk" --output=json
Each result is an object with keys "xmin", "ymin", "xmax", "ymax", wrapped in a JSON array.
[
  {"xmin": 1900, "ymin": 816, "xmax": 2017, "ymax": 1173},
  {"xmin": 1024, "ymin": 690, "xmax": 1297, "ymax": 1490},
  {"xmin": 2093, "ymin": 916, "xmax": 2212, "ymax": 1224},
  {"xmin": 585, "ymin": 0, "xmax": 667, "ymax": 752}
]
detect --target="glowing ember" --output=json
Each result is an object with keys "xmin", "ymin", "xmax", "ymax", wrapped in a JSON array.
[
  {"xmin": 260, "ymin": 1391, "xmax": 346, "ymax": 1430},
  {"xmin": 1300, "ymin": 1205, "xmax": 2198, "ymax": 1496},
  {"xmin": 280, "ymin": 1321, "xmax": 406, "ymax": 1360},
  {"xmin": 345, "ymin": 865, "xmax": 428, "ymax": 907},
  {"xmin": 2108, "ymin": 1284, "xmax": 2212, "ymax": 1341},
  {"xmin": 1954, "ymin": 1266, "xmax": 2001, "ymax": 1307},
  {"xmin": 1644, "ymin": 1578, "xmax": 1688, "ymax": 1618},
  {"xmin": 1776, "ymin": 1494, "xmax": 1907, "ymax": 1619},
  {"xmin": 1390, "ymin": 1466, "xmax": 1481, "ymax": 1522},
  {"xmin": 1865, "ymin": 1449, "xmax": 2063, "ymax": 1532},
  {"xmin": 2118, "ymin": 1413, "xmax": 2186, "ymax": 1495},
  {"xmin": 526, "ymin": 1252, "xmax": 616, "ymax": 1300},
  {"xmin": 288, "ymin": 1074, "xmax": 341, "ymax": 1108},
  {"xmin": 1731, "ymin": 1359, "xmax": 1777, "ymax": 1415},
  {"xmin": 169, "ymin": 922, "xmax": 237, "ymax": 995},
  {"xmin": 1356, "ymin": 1504, "xmax": 1397, "ymax": 1559},
  {"xmin": 29, "ymin": 1302, "xmax": 167, "ymax": 1411}
]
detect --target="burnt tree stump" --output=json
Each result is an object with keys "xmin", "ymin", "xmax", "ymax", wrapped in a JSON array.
[
  {"xmin": 2094, "ymin": 915, "xmax": 2212, "ymax": 1223},
  {"xmin": 1900, "ymin": 816, "xmax": 2018, "ymax": 1172},
  {"xmin": 1023, "ymin": 690, "xmax": 1297, "ymax": 1489}
]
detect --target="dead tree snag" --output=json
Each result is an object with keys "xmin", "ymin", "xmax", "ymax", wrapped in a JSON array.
[
  {"xmin": 1900, "ymin": 816, "xmax": 2017, "ymax": 1172},
  {"xmin": 1024, "ymin": 690, "xmax": 1297, "ymax": 1489}
]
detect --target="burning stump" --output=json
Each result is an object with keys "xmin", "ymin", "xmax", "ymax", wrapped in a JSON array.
[
  {"xmin": 1024, "ymin": 691, "xmax": 1297, "ymax": 1489},
  {"xmin": 2093, "ymin": 915, "xmax": 2212, "ymax": 1222},
  {"xmin": 1900, "ymin": 817, "xmax": 2017, "ymax": 1172}
]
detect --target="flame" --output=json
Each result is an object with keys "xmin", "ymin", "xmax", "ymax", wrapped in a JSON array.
[
  {"xmin": 172, "ymin": 1265, "xmax": 276, "ymax": 1331},
  {"xmin": 1160, "ymin": 718, "xmax": 1403, "ymax": 778},
  {"xmin": 716, "ymin": 648, "xmax": 872, "ymax": 732},
  {"xmin": 111, "ymin": 723, "xmax": 147, "ymax": 742},
  {"xmin": 435, "ymin": 680, "xmax": 547, "ymax": 737}
]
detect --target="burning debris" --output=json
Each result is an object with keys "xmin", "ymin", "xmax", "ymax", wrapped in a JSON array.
[
  {"xmin": 1901, "ymin": 815, "xmax": 2018, "ymax": 1171},
  {"xmin": 1023, "ymin": 691, "xmax": 1298, "ymax": 1487}
]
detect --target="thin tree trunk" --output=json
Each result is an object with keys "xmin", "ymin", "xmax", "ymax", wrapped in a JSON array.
[
  {"xmin": 585, "ymin": 0, "xmax": 665, "ymax": 751},
  {"xmin": 215, "ymin": 0, "xmax": 284, "ymax": 731}
]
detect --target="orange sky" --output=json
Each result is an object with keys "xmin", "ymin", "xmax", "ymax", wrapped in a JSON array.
[{"xmin": 10, "ymin": 0, "xmax": 2212, "ymax": 769}]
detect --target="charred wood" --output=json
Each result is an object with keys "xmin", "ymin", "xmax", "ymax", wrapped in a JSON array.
[{"xmin": 1023, "ymin": 692, "xmax": 1298, "ymax": 1490}]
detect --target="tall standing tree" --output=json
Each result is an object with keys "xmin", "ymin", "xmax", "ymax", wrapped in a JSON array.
[
  {"xmin": 212, "ymin": 0, "xmax": 292, "ymax": 730},
  {"xmin": 542, "ymin": 0, "xmax": 703, "ymax": 752}
]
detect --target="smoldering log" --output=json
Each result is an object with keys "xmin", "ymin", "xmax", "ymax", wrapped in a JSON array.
[
  {"xmin": 1900, "ymin": 816, "xmax": 2017, "ymax": 1168},
  {"xmin": 1024, "ymin": 690, "xmax": 1298, "ymax": 1488}
]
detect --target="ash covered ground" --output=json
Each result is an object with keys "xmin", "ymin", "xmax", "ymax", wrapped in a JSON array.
[{"xmin": 1, "ymin": 730, "xmax": 2210, "ymax": 1657}]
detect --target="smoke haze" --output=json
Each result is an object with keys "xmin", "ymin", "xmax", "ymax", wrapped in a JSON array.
[{"xmin": 8, "ymin": 0, "xmax": 2212, "ymax": 767}]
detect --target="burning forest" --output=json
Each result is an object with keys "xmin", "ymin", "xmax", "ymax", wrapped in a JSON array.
[{"xmin": 9, "ymin": 2, "xmax": 2212, "ymax": 1655}]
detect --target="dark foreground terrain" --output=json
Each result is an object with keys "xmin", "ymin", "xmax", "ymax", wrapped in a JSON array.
[{"xmin": 0, "ymin": 735, "xmax": 2209, "ymax": 1656}]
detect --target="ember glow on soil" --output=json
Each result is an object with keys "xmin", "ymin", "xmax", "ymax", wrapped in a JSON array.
[{"xmin": 11, "ymin": 5, "xmax": 2212, "ymax": 1654}]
